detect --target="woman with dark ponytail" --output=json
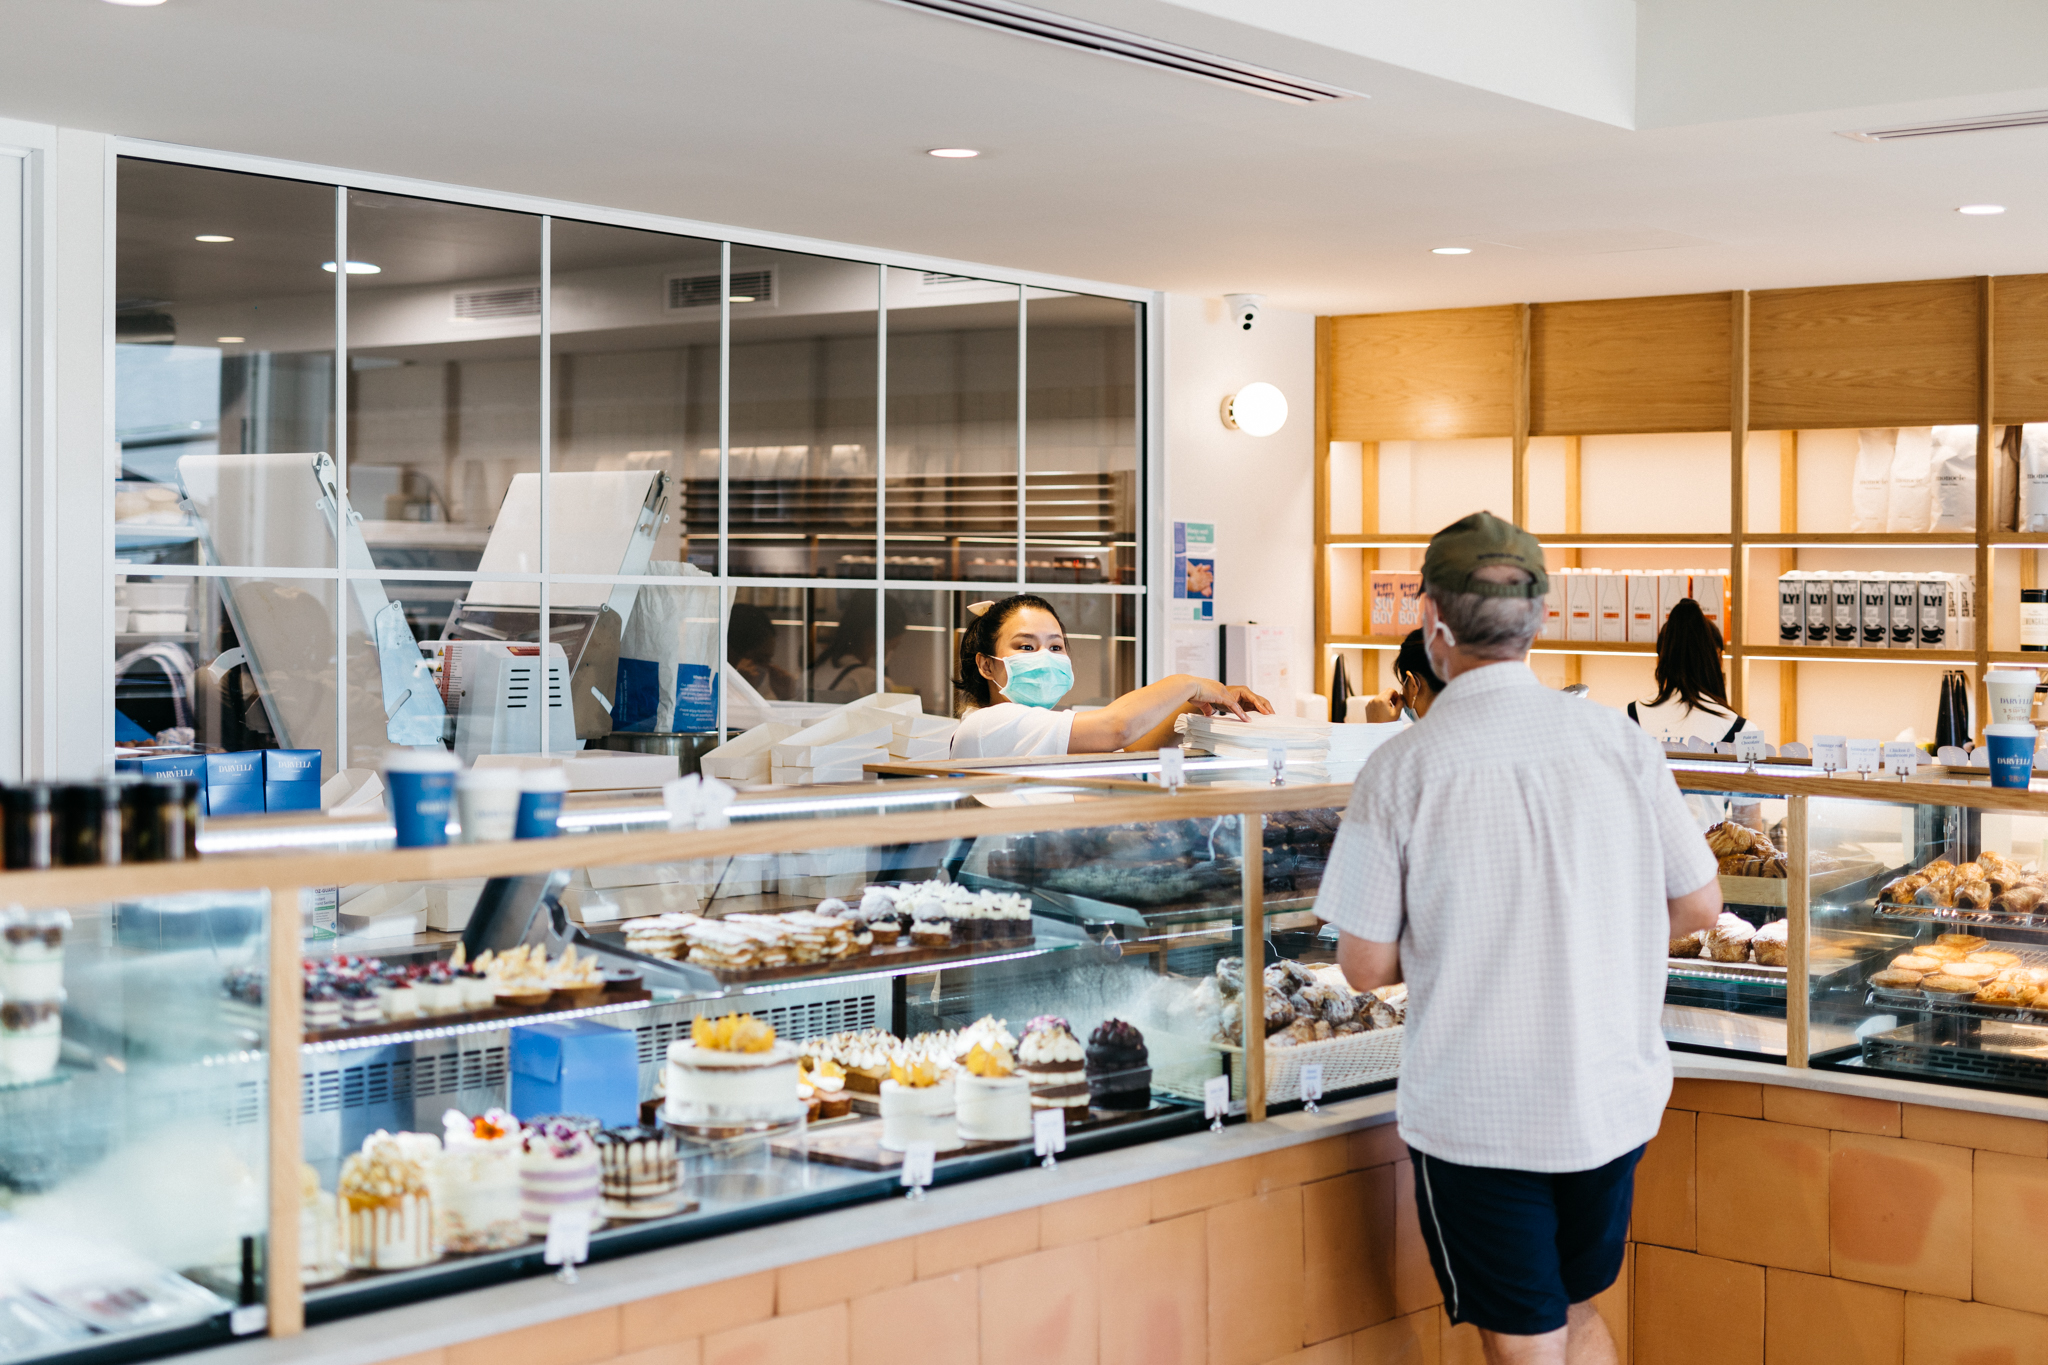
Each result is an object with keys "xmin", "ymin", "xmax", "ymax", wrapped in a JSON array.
[
  {"xmin": 1629, "ymin": 596, "xmax": 1747, "ymax": 744},
  {"xmin": 951, "ymin": 594, "xmax": 1274, "ymax": 758}
]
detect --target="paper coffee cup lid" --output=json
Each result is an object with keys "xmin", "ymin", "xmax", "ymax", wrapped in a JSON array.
[
  {"xmin": 382, "ymin": 748, "xmax": 461, "ymax": 773},
  {"xmin": 1985, "ymin": 722, "xmax": 2039, "ymax": 737},
  {"xmin": 457, "ymin": 765, "xmax": 523, "ymax": 789}
]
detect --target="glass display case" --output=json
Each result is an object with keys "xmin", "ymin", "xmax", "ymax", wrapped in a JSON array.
[{"xmin": 0, "ymin": 772, "xmax": 1385, "ymax": 1364}]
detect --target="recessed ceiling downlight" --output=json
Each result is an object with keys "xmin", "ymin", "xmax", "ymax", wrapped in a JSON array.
[
  {"xmin": 727, "ymin": 295, "xmax": 756, "ymax": 304},
  {"xmin": 103, "ymin": 0, "xmax": 169, "ymax": 7},
  {"xmin": 1959, "ymin": 204, "xmax": 2007, "ymax": 215},
  {"xmin": 322, "ymin": 261, "xmax": 382, "ymax": 274},
  {"xmin": 927, "ymin": 148, "xmax": 980, "ymax": 158},
  {"xmin": 216, "ymin": 337, "xmax": 245, "ymax": 344},
  {"xmin": 194, "ymin": 234, "xmax": 233, "ymax": 243},
  {"xmin": 1431, "ymin": 246, "xmax": 1472, "ymax": 255}
]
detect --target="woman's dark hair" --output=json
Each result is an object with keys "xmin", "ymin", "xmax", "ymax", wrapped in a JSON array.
[
  {"xmin": 954, "ymin": 593, "xmax": 1064, "ymax": 712},
  {"xmin": 812, "ymin": 593, "xmax": 907, "ymax": 669},
  {"xmin": 1392, "ymin": 630, "xmax": 1444, "ymax": 697},
  {"xmin": 727, "ymin": 603, "xmax": 777, "ymax": 664},
  {"xmin": 1649, "ymin": 596, "xmax": 1731, "ymax": 713}
]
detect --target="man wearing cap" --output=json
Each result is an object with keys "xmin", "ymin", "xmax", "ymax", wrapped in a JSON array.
[{"xmin": 1318, "ymin": 512, "xmax": 1722, "ymax": 1365}]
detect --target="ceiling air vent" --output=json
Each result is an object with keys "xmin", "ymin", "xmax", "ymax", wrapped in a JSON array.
[
  {"xmin": 921, "ymin": 272, "xmax": 990, "ymax": 289},
  {"xmin": 874, "ymin": 0, "xmax": 1362, "ymax": 104},
  {"xmin": 668, "ymin": 269, "xmax": 776, "ymax": 310},
  {"xmin": 1839, "ymin": 110, "xmax": 2048, "ymax": 143},
  {"xmin": 452, "ymin": 285, "xmax": 541, "ymax": 320}
]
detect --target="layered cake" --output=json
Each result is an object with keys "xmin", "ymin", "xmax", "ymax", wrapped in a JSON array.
[
  {"xmin": 1085, "ymin": 1019, "xmax": 1151, "ymax": 1110},
  {"xmin": 663, "ymin": 1013, "xmax": 804, "ymax": 1137},
  {"xmin": 807, "ymin": 1058, "xmax": 851, "ymax": 1119},
  {"xmin": 1018, "ymin": 1017, "xmax": 1088, "ymax": 1112},
  {"xmin": 0, "ymin": 909, "xmax": 68, "ymax": 999},
  {"xmin": 436, "ymin": 1109, "xmax": 526, "ymax": 1252},
  {"xmin": 519, "ymin": 1118, "xmax": 601, "ymax": 1238},
  {"xmin": 595, "ymin": 1125, "xmax": 679, "ymax": 1216},
  {"xmin": 956, "ymin": 1043, "xmax": 1031, "ymax": 1141},
  {"xmin": 339, "ymin": 1131, "xmax": 441, "ymax": 1270},
  {"xmin": 879, "ymin": 1058, "xmax": 962, "ymax": 1152},
  {"xmin": 952, "ymin": 890, "xmax": 1033, "ymax": 945},
  {"xmin": 0, "ymin": 997, "xmax": 63, "ymax": 1084}
]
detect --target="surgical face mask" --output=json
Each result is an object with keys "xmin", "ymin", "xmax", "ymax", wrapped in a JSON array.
[
  {"xmin": 994, "ymin": 650, "xmax": 1073, "ymax": 708},
  {"xmin": 1424, "ymin": 617, "xmax": 1457, "ymax": 685}
]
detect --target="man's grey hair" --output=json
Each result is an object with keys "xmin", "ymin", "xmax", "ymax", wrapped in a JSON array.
[{"xmin": 1425, "ymin": 565, "xmax": 1546, "ymax": 660}]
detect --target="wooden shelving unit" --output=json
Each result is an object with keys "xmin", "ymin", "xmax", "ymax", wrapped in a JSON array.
[{"xmin": 1315, "ymin": 274, "xmax": 2048, "ymax": 743}]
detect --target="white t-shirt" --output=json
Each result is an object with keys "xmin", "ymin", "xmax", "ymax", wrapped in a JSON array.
[
  {"xmin": 1317, "ymin": 662, "xmax": 1717, "ymax": 1173},
  {"xmin": 950, "ymin": 703, "xmax": 1076, "ymax": 759},
  {"xmin": 1629, "ymin": 696, "xmax": 1743, "ymax": 745}
]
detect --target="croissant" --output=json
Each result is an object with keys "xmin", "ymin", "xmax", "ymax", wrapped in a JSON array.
[
  {"xmin": 1706, "ymin": 823, "xmax": 1747, "ymax": 858},
  {"xmin": 1762, "ymin": 854, "xmax": 1789, "ymax": 879}
]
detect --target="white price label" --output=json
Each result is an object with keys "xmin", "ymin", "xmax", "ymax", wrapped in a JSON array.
[
  {"xmin": 1813, "ymin": 735, "xmax": 1847, "ymax": 774},
  {"xmin": 1299, "ymin": 1063, "xmax": 1325, "ymax": 1105},
  {"xmin": 1882, "ymin": 741, "xmax": 1919, "ymax": 778},
  {"xmin": 1159, "ymin": 746, "xmax": 1185, "ymax": 789},
  {"xmin": 1846, "ymin": 738, "xmax": 1881, "ymax": 774},
  {"xmin": 229, "ymin": 1305, "xmax": 268, "ymax": 1337},
  {"xmin": 1203, "ymin": 1074, "xmax": 1231, "ymax": 1120},
  {"xmin": 899, "ymin": 1142, "xmax": 937, "ymax": 1189},
  {"xmin": 1268, "ymin": 745, "xmax": 1288, "ymax": 784},
  {"xmin": 1734, "ymin": 728, "xmax": 1767, "ymax": 763},
  {"xmin": 543, "ymin": 1208, "xmax": 592, "ymax": 1267},
  {"xmin": 1033, "ymin": 1108, "xmax": 1067, "ymax": 1158}
]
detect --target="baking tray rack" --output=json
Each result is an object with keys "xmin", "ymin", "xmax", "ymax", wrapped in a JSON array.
[
  {"xmin": 1861, "ymin": 1018, "xmax": 2048, "ymax": 1095},
  {"xmin": 1872, "ymin": 902, "xmax": 2048, "ymax": 937},
  {"xmin": 1863, "ymin": 941, "xmax": 2048, "ymax": 1028}
]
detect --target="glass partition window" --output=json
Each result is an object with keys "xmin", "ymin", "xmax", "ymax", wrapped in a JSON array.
[{"xmin": 113, "ymin": 160, "xmax": 1147, "ymax": 777}]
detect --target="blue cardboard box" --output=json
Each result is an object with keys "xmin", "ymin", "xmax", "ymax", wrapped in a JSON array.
[
  {"xmin": 263, "ymin": 749, "xmax": 322, "ymax": 812},
  {"xmin": 203, "ymin": 751, "xmax": 264, "ymax": 817},
  {"xmin": 114, "ymin": 752, "xmax": 205, "ymax": 786},
  {"xmin": 508, "ymin": 1020, "xmax": 638, "ymax": 1127}
]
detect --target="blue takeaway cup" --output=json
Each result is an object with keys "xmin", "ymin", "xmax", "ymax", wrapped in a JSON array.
[
  {"xmin": 1986, "ymin": 722, "xmax": 2039, "ymax": 790},
  {"xmin": 383, "ymin": 750, "xmax": 461, "ymax": 847},
  {"xmin": 514, "ymin": 767, "xmax": 569, "ymax": 839}
]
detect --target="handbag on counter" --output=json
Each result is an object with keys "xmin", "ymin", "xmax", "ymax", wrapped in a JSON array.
[
  {"xmin": 1330, "ymin": 657, "xmax": 1352, "ymax": 724},
  {"xmin": 1934, "ymin": 669, "xmax": 1970, "ymax": 752}
]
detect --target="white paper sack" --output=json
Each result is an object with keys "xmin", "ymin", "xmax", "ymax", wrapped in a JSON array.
[
  {"xmin": 1851, "ymin": 429, "xmax": 1894, "ymax": 533},
  {"xmin": 1886, "ymin": 427, "xmax": 1934, "ymax": 533},
  {"xmin": 2022, "ymin": 425, "xmax": 2048, "ymax": 532},
  {"xmin": 1929, "ymin": 426, "xmax": 1978, "ymax": 532}
]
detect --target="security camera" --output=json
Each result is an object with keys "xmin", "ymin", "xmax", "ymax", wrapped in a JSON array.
[{"xmin": 1223, "ymin": 293, "xmax": 1263, "ymax": 332}]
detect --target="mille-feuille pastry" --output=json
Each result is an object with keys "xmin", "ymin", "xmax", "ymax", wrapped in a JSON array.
[
  {"xmin": 1919, "ymin": 974, "xmax": 1981, "ymax": 997},
  {"xmin": 1968, "ymin": 949, "xmax": 2022, "ymax": 968},
  {"xmin": 1870, "ymin": 969, "xmax": 1925, "ymax": 990},
  {"xmin": 1937, "ymin": 933, "xmax": 1989, "ymax": 952},
  {"xmin": 1893, "ymin": 954, "xmax": 1944, "ymax": 974},
  {"xmin": 1942, "ymin": 960, "xmax": 1999, "ymax": 982},
  {"xmin": 1702, "ymin": 912, "xmax": 1756, "ymax": 963},
  {"xmin": 1920, "ymin": 944, "xmax": 1969, "ymax": 963},
  {"xmin": 1976, "ymin": 980, "xmax": 2033, "ymax": 1006}
]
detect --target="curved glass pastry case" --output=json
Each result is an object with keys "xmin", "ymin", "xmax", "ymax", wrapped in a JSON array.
[{"xmin": 0, "ymin": 769, "xmax": 1377, "ymax": 1365}]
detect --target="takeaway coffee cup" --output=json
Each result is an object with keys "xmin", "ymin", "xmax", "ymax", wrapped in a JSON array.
[
  {"xmin": 455, "ymin": 766, "xmax": 522, "ymax": 844},
  {"xmin": 1985, "ymin": 722, "xmax": 2040, "ymax": 790},
  {"xmin": 513, "ymin": 767, "xmax": 569, "ymax": 840},
  {"xmin": 383, "ymin": 750, "xmax": 460, "ymax": 847},
  {"xmin": 1985, "ymin": 669, "xmax": 2041, "ymax": 727}
]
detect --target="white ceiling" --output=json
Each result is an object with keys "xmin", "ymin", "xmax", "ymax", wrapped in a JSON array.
[{"xmin": 10, "ymin": 0, "xmax": 2048, "ymax": 315}]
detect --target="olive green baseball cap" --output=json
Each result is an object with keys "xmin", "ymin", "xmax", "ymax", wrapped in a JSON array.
[{"xmin": 1421, "ymin": 511, "xmax": 1549, "ymax": 598}]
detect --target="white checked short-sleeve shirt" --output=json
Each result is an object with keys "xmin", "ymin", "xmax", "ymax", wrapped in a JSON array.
[{"xmin": 1318, "ymin": 662, "xmax": 1716, "ymax": 1172}]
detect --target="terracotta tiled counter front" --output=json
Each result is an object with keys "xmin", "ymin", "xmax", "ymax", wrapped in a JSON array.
[{"xmin": 1634, "ymin": 1058, "xmax": 2048, "ymax": 1365}]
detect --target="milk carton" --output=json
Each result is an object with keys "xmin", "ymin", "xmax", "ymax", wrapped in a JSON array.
[
  {"xmin": 1833, "ymin": 576, "xmax": 1862, "ymax": 646},
  {"xmin": 1777, "ymin": 572, "xmax": 1805, "ymax": 645},
  {"xmin": 1888, "ymin": 576, "xmax": 1920, "ymax": 648},
  {"xmin": 1595, "ymin": 571, "xmax": 1627, "ymax": 642},
  {"xmin": 1693, "ymin": 572, "xmax": 1728, "ymax": 638},
  {"xmin": 1627, "ymin": 573, "xmax": 1661, "ymax": 644},
  {"xmin": 1858, "ymin": 574, "xmax": 1890, "ymax": 648},
  {"xmin": 1541, "ymin": 572, "xmax": 1567, "ymax": 641},
  {"xmin": 1917, "ymin": 574, "xmax": 1950, "ymax": 649},
  {"xmin": 1566, "ymin": 571, "xmax": 1597, "ymax": 642},
  {"xmin": 1659, "ymin": 573, "xmax": 1692, "ymax": 632},
  {"xmin": 1803, "ymin": 574, "xmax": 1831, "ymax": 647}
]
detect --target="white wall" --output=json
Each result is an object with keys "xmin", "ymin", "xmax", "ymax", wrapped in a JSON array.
[{"xmin": 1161, "ymin": 294, "xmax": 1315, "ymax": 708}]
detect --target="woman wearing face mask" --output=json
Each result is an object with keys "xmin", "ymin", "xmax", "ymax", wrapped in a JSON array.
[
  {"xmin": 1358, "ymin": 630, "xmax": 1446, "ymax": 723},
  {"xmin": 951, "ymin": 594, "xmax": 1275, "ymax": 759}
]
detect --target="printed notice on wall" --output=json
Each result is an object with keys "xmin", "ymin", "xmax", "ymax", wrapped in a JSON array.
[{"xmin": 1173, "ymin": 522, "xmax": 1216, "ymax": 624}]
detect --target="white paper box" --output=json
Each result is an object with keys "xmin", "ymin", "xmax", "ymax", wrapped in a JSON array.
[
  {"xmin": 1693, "ymin": 573, "xmax": 1727, "ymax": 637},
  {"xmin": 787, "ymin": 872, "xmax": 870, "ymax": 900},
  {"xmin": 907, "ymin": 713, "xmax": 958, "ymax": 739},
  {"xmin": 772, "ymin": 711, "xmax": 894, "ymax": 764},
  {"xmin": 473, "ymin": 751, "xmax": 677, "ymax": 791},
  {"xmin": 1541, "ymin": 574, "xmax": 1566, "ymax": 641},
  {"xmin": 1626, "ymin": 574, "xmax": 1660, "ymax": 643},
  {"xmin": 701, "ymin": 722, "xmax": 798, "ymax": 780},
  {"xmin": 587, "ymin": 863, "xmax": 684, "ymax": 890},
  {"xmin": 1595, "ymin": 573, "xmax": 1626, "ymax": 642},
  {"xmin": 889, "ymin": 735, "xmax": 953, "ymax": 761},
  {"xmin": 1659, "ymin": 573, "xmax": 1691, "ymax": 627},
  {"xmin": 423, "ymin": 878, "xmax": 487, "ymax": 931},
  {"xmin": 1566, "ymin": 572, "xmax": 1597, "ymax": 641}
]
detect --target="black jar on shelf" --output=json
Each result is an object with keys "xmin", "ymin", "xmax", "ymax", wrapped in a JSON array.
[
  {"xmin": 54, "ymin": 781, "xmax": 125, "ymax": 866},
  {"xmin": 3, "ymin": 784, "xmax": 54, "ymax": 870},
  {"xmin": 121, "ymin": 778, "xmax": 192, "ymax": 863}
]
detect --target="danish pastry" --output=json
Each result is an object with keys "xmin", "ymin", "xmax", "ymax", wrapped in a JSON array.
[
  {"xmin": 1702, "ymin": 912, "xmax": 1756, "ymax": 963},
  {"xmin": 1751, "ymin": 920, "xmax": 1790, "ymax": 967}
]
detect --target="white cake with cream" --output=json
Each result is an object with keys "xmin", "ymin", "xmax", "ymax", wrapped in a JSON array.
[
  {"xmin": 436, "ymin": 1109, "xmax": 527, "ymax": 1252},
  {"xmin": 955, "ymin": 1042, "xmax": 1031, "ymax": 1141},
  {"xmin": 879, "ymin": 1059, "xmax": 962, "ymax": 1152},
  {"xmin": 664, "ymin": 1013, "xmax": 804, "ymax": 1137}
]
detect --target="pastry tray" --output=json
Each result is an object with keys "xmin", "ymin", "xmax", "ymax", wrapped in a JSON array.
[
  {"xmin": 299, "ymin": 986, "xmax": 652, "ymax": 1044},
  {"xmin": 1863, "ymin": 941, "xmax": 2048, "ymax": 1025},
  {"xmin": 1860, "ymin": 1017, "xmax": 2048, "ymax": 1095},
  {"xmin": 765, "ymin": 1106, "xmax": 1167, "ymax": 1171},
  {"xmin": 1718, "ymin": 862, "xmax": 1883, "ymax": 908},
  {"xmin": 1873, "ymin": 903, "xmax": 2048, "ymax": 937},
  {"xmin": 673, "ymin": 935, "xmax": 1036, "ymax": 985}
]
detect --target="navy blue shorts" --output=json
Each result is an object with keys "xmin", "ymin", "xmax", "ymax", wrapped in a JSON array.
[{"xmin": 1409, "ymin": 1143, "xmax": 1643, "ymax": 1337}]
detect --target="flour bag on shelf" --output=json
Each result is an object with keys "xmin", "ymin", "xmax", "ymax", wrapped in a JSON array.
[
  {"xmin": 1885, "ymin": 426, "xmax": 1934, "ymax": 533},
  {"xmin": 1851, "ymin": 429, "xmax": 1894, "ymax": 533},
  {"xmin": 1929, "ymin": 426, "xmax": 1978, "ymax": 532}
]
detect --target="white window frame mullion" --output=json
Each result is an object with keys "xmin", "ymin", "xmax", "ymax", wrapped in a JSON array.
[
  {"xmin": 874, "ymin": 263, "xmax": 887, "ymax": 695},
  {"xmin": 538, "ymin": 214, "xmax": 552, "ymax": 755},
  {"xmin": 332, "ymin": 184, "xmax": 349, "ymax": 766},
  {"xmin": 716, "ymin": 242, "xmax": 730, "ymax": 743},
  {"xmin": 1015, "ymin": 283, "xmax": 1027, "ymax": 596}
]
